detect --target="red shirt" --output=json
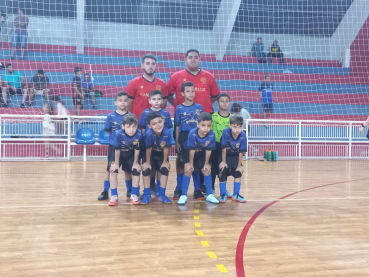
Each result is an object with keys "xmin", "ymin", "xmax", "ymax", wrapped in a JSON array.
[
  {"xmin": 126, "ymin": 76, "xmax": 168, "ymax": 119},
  {"xmin": 167, "ymin": 69, "xmax": 220, "ymax": 113}
]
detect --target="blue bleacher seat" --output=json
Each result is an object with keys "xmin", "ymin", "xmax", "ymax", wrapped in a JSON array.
[
  {"xmin": 98, "ymin": 129, "xmax": 109, "ymax": 145},
  {"xmin": 75, "ymin": 128, "xmax": 95, "ymax": 145}
]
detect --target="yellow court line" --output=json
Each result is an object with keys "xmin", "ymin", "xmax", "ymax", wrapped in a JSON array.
[
  {"xmin": 194, "ymin": 216, "xmax": 199, "ymax": 219},
  {"xmin": 216, "ymin": 265, "xmax": 228, "ymax": 273},
  {"xmin": 207, "ymin": 252, "xmax": 217, "ymax": 258},
  {"xmin": 201, "ymin": 241, "xmax": 209, "ymax": 246},
  {"xmin": 194, "ymin": 209, "xmax": 199, "ymax": 213},
  {"xmin": 195, "ymin": 204, "xmax": 200, "ymax": 207},
  {"xmin": 195, "ymin": 223, "xmax": 201, "ymax": 227},
  {"xmin": 197, "ymin": 231, "xmax": 204, "ymax": 236}
]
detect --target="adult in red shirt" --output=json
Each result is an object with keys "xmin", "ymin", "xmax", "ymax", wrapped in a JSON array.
[
  {"xmin": 167, "ymin": 49, "xmax": 220, "ymax": 113},
  {"xmin": 126, "ymin": 54, "xmax": 168, "ymax": 119}
]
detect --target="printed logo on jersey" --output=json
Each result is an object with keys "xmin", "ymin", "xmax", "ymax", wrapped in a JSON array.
[
  {"xmin": 201, "ymin": 77, "xmax": 206, "ymax": 84},
  {"xmin": 236, "ymin": 143, "xmax": 240, "ymax": 148},
  {"xmin": 195, "ymin": 87, "xmax": 206, "ymax": 92},
  {"xmin": 132, "ymin": 139, "xmax": 139, "ymax": 145},
  {"xmin": 156, "ymin": 85, "xmax": 162, "ymax": 91},
  {"xmin": 160, "ymin": 141, "xmax": 166, "ymax": 148},
  {"xmin": 196, "ymin": 109, "xmax": 201, "ymax": 115},
  {"xmin": 182, "ymin": 111, "xmax": 199, "ymax": 125},
  {"xmin": 204, "ymin": 141, "xmax": 211, "ymax": 147},
  {"xmin": 183, "ymin": 79, "xmax": 186, "ymax": 81},
  {"xmin": 140, "ymin": 86, "xmax": 143, "ymax": 89}
]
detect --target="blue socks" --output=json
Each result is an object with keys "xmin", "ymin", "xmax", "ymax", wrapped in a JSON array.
[
  {"xmin": 234, "ymin": 182, "xmax": 241, "ymax": 196},
  {"xmin": 125, "ymin": 180, "xmax": 132, "ymax": 192},
  {"xmin": 192, "ymin": 171, "xmax": 200, "ymax": 191},
  {"xmin": 156, "ymin": 180, "xmax": 161, "ymax": 193},
  {"xmin": 159, "ymin": 187, "xmax": 166, "ymax": 196},
  {"xmin": 220, "ymin": 182, "xmax": 227, "ymax": 196},
  {"xmin": 181, "ymin": 175, "xmax": 191, "ymax": 196},
  {"xmin": 104, "ymin": 181, "xmax": 110, "ymax": 192},
  {"xmin": 131, "ymin": 186, "xmax": 139, "ymax": 195},
  {"xmin": 111, "ymin": 188, "xmax": 118, "ymax": 196},
  {"xmin": 144, "ymin": 188, "xmax": 151, "ymax": 196},
  {"xmin": 176, "ymin": 173, "xmax": 184, "ymax": 191},
  {"xmin": 204, "ymin": 175, "xmax": 212, "ymax": 195}
]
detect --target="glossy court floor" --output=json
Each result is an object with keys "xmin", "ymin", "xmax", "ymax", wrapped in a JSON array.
[{"xmin": 1, "ymin": 159, "xmax": 369, "ymax": 277}]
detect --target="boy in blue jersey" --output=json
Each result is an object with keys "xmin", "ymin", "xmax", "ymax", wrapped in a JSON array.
[
  {"xmin": 141, "ymin": 111, "xmax": 172, "ymax": 204},
  {"xmin": 98, "ymin": 91, "xmax": 130, "ymax": 201},
  {"xmin": 218, "ymin": 115, "xmax": 247, "ymax": 203},
  {"xmin": 139, "ymin": 90, "xmax": 172, "ymax": 196},
  {"xmin": 173, "ymin": 81, "xmax": 205, "ymax": 201},
  {"xmin": 178, "ymin": 112, "xmax": 219, "ymax": 205},
  {"xmin": 109, "ymin": 114, "xmax": 142, "ymax": 205},
  {"xmin": 258, "ymin": 73, "xmax": 273, "ymax": 126}
]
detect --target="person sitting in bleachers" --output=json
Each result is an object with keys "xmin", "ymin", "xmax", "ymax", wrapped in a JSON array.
[
  {"xmin": 1, "ymin": 63, "xmax": 29, "ymax": 107},
  {"xmin": 81, "ymin": 73, "xmax": 97, "ymax": 110},
  {"xmin": 29, "ymin": 69, "xmax": 50, "ymax": 106},
  {"xmin": 267, "ymin": 40, "xmax": 284, "ymax": 65},
  {"xmin": 251, "ymin": 37, "xmax": 267, "ymax": 63}
]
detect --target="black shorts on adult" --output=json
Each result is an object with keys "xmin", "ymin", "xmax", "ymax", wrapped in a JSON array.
[
  {"xmin": 263, "ymin": 103, "xmax": 273, "ymax": 112},
  {"xmin": 9, "ymin": 87, "xmax": 23, "ymax": 95},
  {"xmin": 181, "ymin": 147, "xmax": 206, "ymax": 171},
  {"xmin": 177, "ymin": 131, "xmax": 189, "ymax": 164},
  {"xmin": 218, "ymin": 165, "xmax": 243, "ymax": 182},
  {"xmin": 142, "ymin": 150, "xmax": 166, "ymax": 171},
  {"xmin": 73, "ymin": 93, "xmax": 82, "ymax": 106},
  {"xmin": 106, "ymin": 144, "xmax": 116, "ymax": 171},
  {"xmin": 119, "ymin": 154, "xmax": 134, "ymax": 173}
]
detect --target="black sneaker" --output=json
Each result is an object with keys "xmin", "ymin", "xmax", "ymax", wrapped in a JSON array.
[
  {"xmin": 173, "ymin": 189, "xmax": 182, "ymax": 200},
  {"xmin": 97, "ymin": 191, "xmax": 109, "ymax": 200},
  {"xmin": 2, "ymin": 103, "xmax": 8, "ymax": 108},
  {"xmin": 20, "ymin": 103, "xmax": 25, "ymax": 108},
  {"xmin": 28, "ymin": 103, "xmax": 32, "ymax": 108},
  {"xmin": 199, "ymin": 183, "xmax": 207, "ymax": 195},
  {"xmin": 93, "ymin": 105, "xmax": 97, "ymax": 110},
  {"xmin": 193, "ymin": 190, "xmax": 205, "ymax": 200}
]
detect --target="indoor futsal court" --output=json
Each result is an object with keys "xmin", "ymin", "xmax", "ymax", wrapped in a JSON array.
[{"xmin": 2, "ymin": 159, "xmax": 369, "ymax": 276}]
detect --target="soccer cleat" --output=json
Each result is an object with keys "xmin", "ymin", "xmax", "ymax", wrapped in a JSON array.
[
  {"xmin": 225, "ymin": 190, "xmax": 232, "ymax": 198},
  {"xmin": 98, "ymin": 191, "xmax": 109, "ymax": 200},
  {"xmin": 157, "ymin": 195, "xmax": 172, "ymax": 204},
  {"xmin": 173, "ymin": 189, "xmax": 182, "ymax": 200},
  {"xmin": 108, "ymin": 195, "xmax": 118, "ymax": 206},
  {"xmin": 28, "ymin": 103, "xmax": 32, "ymax": 108},
  {"xmin": 130, "ymin": 194, "xmax": 140, "ymax": 204},
  {"xmin": 177, "ymin": 195, "xmax": 187, "ymax": 205},
  {"xmin": 20, "ymin": 103, "xmax": 25, "ymax": 108},
  {"xmin": 219, "ymin": 194, "xmax": 227, "ymax": 203},
  {"xmin": 93, "ymin": 105, "xmax": 97, "ymax": 110},
  {"xmin": 140, "ymin": 195, "xmax": 151, "ymax": 205},
  {"xmin": 199, "ymin": 183, "xmax": 207, "ymax": 195},
  {"xmin": 2, "ymin": 103, "xmax": 8, "ymax": 107},
  {"xmin": 206, "ymin": 194, "xmax": 219, "ymax": 204},
  {"xmin": 193, "ymin": 190, "xmax": 205, "ymax": 200},
  {"xmin": 232, "ymin": 194, "xmax": 246, "ymax": 203}
]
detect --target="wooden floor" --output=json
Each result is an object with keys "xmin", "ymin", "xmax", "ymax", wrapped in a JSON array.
[{"xmin": 1, "ymin": 160, "xmax": 369, "ymax": 277}]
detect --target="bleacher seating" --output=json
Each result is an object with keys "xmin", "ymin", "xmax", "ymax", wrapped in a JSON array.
[{"xmin": 1, "ymin": 42, "xmax": 368, "ymax": 121}]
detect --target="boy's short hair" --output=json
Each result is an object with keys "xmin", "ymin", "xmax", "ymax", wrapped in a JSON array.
[
  {"xmin": 185, "ymin": 49, "xmax": 200, "ymax": 58},
  {"xmin": 6, "ymin": 63, "xmax": 11, "ymax": 68},
  {"xmin": 264, "ymin": 73, "xmax": 270, "ymax": 78},
  {"xmin": 149, "ymin": 90, "xmax": 162, "ymax": 99},
  {"xmin": 122, "ymin": 114, "xmax": 138, "ymax": 126},
  {"xmin": 181, "ymin": 81, "xmax": 195, "ymax": 93},
  {"xmin": 217, "ymin": 93, "xmax": 230, "ymax": 101},
  {"xmin": 230, "ymin": 115, "xmax": 244, "ymax": 126},
  {"xmin": 142, "ymin": 53, "xmax": 156, "ymax": 63},
  {"xmin": 146, "ymin": 111, "xmax": 162, "ymax": 125},
  {"xmin": 74, "ymin": 67, "xmax": 82, "ymax": 74},
  {"xmin": 115, "ymin": 91, "xmax": 128, "ymax": 100},
  {"xmin": 198, "ymin": 112, "xmax": 212, "ymax": 123}
]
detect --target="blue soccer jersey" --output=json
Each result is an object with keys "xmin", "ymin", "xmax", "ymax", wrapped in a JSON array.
[
  {"xmin": 174, "ymin": 103, "xmax": 204, "ymax": 133},
  {"xmin": 104, "ymin": 111, "xmax": 130, "ymax": 144},
  {"xmin": 144, "ymin": 127, "xmax": 172, "ymax": 153},
  {"xmin": 258, "ymin": 82, "xmax": 273, "ymax": 104},
  {"xmin": 221, "ymin": 127, "xmax": 247, "ymax": 156},
  {"xmin": 184, "ymin": 128, "xmax": 216, "ymax": 153},
  {"xmin": 112, "ymin": 129, "xmax": 142, "ymax": 158},
  {"xmin": 139, "ymin": 108, "xmax": 173, "ymax": 131}
]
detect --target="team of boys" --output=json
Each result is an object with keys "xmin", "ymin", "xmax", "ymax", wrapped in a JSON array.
[{"xmin": 97, "ymin": 49, "xmax": 248, "ymax": 206}]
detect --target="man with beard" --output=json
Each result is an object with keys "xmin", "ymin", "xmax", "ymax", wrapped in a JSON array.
[{"xmin": 126, "ymin": 54, "xmax": 168, "ymax": 119}]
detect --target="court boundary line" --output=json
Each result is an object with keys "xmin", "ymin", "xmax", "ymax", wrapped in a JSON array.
[{"xmin": 235, "ymin": 177, "xmax": 369, "ymax": 277}]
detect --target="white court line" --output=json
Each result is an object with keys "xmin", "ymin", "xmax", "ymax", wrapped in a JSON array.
[{"xmin": 1, "ymin": 197, "xmax": 369, "ymax": 209}]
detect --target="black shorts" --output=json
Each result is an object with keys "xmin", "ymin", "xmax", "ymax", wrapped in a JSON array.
[
  {"xmin": 177, "ymin": 131, "xmax": 189, "ymax": 165},
  {"xmin": 181, "ymin": 147, "xmax": 206, "ymax": 171},
  {"xmin": 9, "ymin": 87, "xmax": 23, "ymax": 95},
  {"xmin": 119, "ymin": 154, "xmax": 135, "ymax": 173},
  {"xmin": 73, "ymin": 93, "xmax": 82, "ymax": 106},
  {"xmin": 106, "ymin": 144, "xmax": 116, "ymax": 171},
  {"xmin": 219, "ymin": 165, "xmax": 243, "ymax": 182},
  {"xmin": 263, "ymin": 103, "xmax": 273, "ymax": 112},
  {"xmin": 211, "ymin": 142, "xmax": 222, "ymax": 176},
  {"xmin": 142, "ymin": 150, "xmax": 167, "ymax": 171}
]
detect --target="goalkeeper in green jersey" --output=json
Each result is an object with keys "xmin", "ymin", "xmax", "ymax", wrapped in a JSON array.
[{"xmin": 210, "ymin": 93, "xmax": 232, "ymax": 197}]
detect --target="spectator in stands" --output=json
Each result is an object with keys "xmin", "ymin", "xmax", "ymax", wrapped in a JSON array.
[
  {"xmin": 81, "ymin": 73, "xmax": 97, "ymax": 110},
  {"xmin": 1, "ymin": 63, "xmax": 29, "ymax": 107},
  {"xmin": 231, "ymin": 103, "xmax": 251, "ymax": 133},
  {"xmin": 267, "ymin": 40, "xmax": 284, "ymax": 65},
  {"xmin": 72, "ymin": 67, "xmax": 83, "ymax": 116},
  {"xmin": 0, "ymin": 13, "xmax": 13, "ymax": 42},
  {"xmin": 29, "ymin": 69, "xmax": 50, "ymax": 105},
  {"xmin": 258, "ymin": 73, "xmax": 274, "ymax": 126},
  {"xmin": 251, "ymin": 37, "xmax": 267, "ymax": 63},
  {"xmin": 10, "ymin": 9, "xmax": 29, "ymax": 60}
]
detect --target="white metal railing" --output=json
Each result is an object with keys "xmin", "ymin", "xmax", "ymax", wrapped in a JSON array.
[{"xmin": 1, "ymin": 115, "xmax": 369, "ymax": 161}]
